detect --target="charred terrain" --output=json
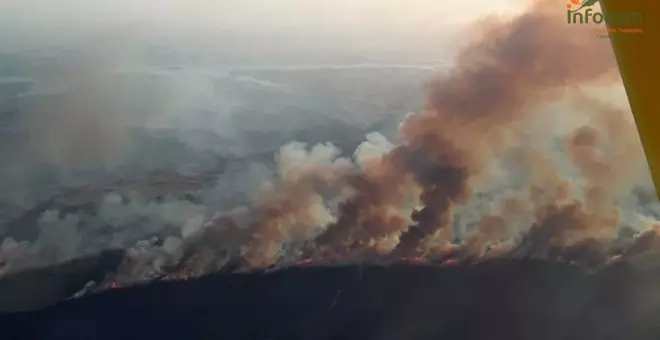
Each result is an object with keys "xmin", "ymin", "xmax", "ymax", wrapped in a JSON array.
[
  {"xmin": 0, "ymin": 249, "xmax": 125, "ymax": 313},
  {"xmin": 2, "ymin": 259, "xmax": 660, "ymax": 340}
]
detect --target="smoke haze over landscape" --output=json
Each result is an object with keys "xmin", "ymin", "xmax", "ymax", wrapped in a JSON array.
[{"xmin": 1, "ymin": 0, "xmax": 660, "ymax": 308}]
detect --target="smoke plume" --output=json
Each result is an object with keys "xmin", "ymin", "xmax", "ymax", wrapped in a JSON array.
[
  {"xmin": 224, "ymin": 0, "xmax": 638, "ymax": 270},
  {"xmin": 4, "ymin": 0, "xmax": 660, "ymax": 289}
]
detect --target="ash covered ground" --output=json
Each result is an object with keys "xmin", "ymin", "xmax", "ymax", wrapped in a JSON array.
[{"xmin": 1, "ymin": 0, "xmax": 660, "ymax": 324}]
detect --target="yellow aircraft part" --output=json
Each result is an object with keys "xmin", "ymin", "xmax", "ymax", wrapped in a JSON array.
[{"xmin": 600, "ymin": 0, "xmax": 660, "ymax": 196}]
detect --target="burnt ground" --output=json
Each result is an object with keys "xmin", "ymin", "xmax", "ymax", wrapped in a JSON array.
[
  {"xmin": 0, "ymin": 249, "xmax": 125, "ymax": 313},
  {"xmin": 2, "ymin": 259, "xmax": 660, "ymax": 340}
]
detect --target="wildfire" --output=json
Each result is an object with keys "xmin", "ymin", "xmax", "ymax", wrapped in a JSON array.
[
  {"xmin": 401, "ymin": 257, "xmax": 429, "ymax": 264},
  {"xmin": 294, "ymin": 259, "xmax": 313, "ymax": 266}
]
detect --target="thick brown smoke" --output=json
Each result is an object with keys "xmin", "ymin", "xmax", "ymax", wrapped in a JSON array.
[{"xmin": 224, "ymin": 0, "xmax": 656, "ymax": 270}]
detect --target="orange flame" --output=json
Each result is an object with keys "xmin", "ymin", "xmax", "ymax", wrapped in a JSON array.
[
  {"xmin": 567, "ymin": 0, "xmax": 580, "ymax": 8},
  {"xmin": 401, "ymin": 257, "xmax": 429, "ymax": 264}
]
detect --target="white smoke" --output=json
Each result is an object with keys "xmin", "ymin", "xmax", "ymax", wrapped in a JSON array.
[{"xmin": 354, "ymin": 132, "xmax": 396, "ymax": 167}]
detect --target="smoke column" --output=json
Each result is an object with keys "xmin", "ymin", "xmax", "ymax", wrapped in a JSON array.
[
  {"xmin": 13, "ymin": 0, "xmax": 657, "ymax": 287},
  {"xmin": 231, "ymin": 0, "xmax": 651, "ymax": 269}
]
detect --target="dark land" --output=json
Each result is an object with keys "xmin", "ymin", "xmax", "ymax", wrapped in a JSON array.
[{"xmin": 2, "ymin": 259, "xmax": 660, "ymax": 340}]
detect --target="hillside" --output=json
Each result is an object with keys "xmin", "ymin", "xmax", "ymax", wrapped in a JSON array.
[{"xmin": 2, "ymin": 260, "xmax": 660, "ymax": 340}]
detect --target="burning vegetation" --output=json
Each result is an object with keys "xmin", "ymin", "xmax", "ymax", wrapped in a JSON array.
[
  {"xmin": 89, "ymin": 0, "xmax": 660, "ymax": 287},
  {"xmin": 174, "ymin": 0, "xmax": 655, "ymax": 276},
  {"xmin": 4, "ymin": 0, "xmax": 660, "ymax": 295}
]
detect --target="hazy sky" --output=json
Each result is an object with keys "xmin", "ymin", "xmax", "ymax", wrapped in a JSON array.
[
  {"xmin": 0, "ymin": 0, "xmax": 525, "ymax": 54},
  {"xmin": 1, "ymin": 0, "xmax": 524, "ymax": 28}
]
